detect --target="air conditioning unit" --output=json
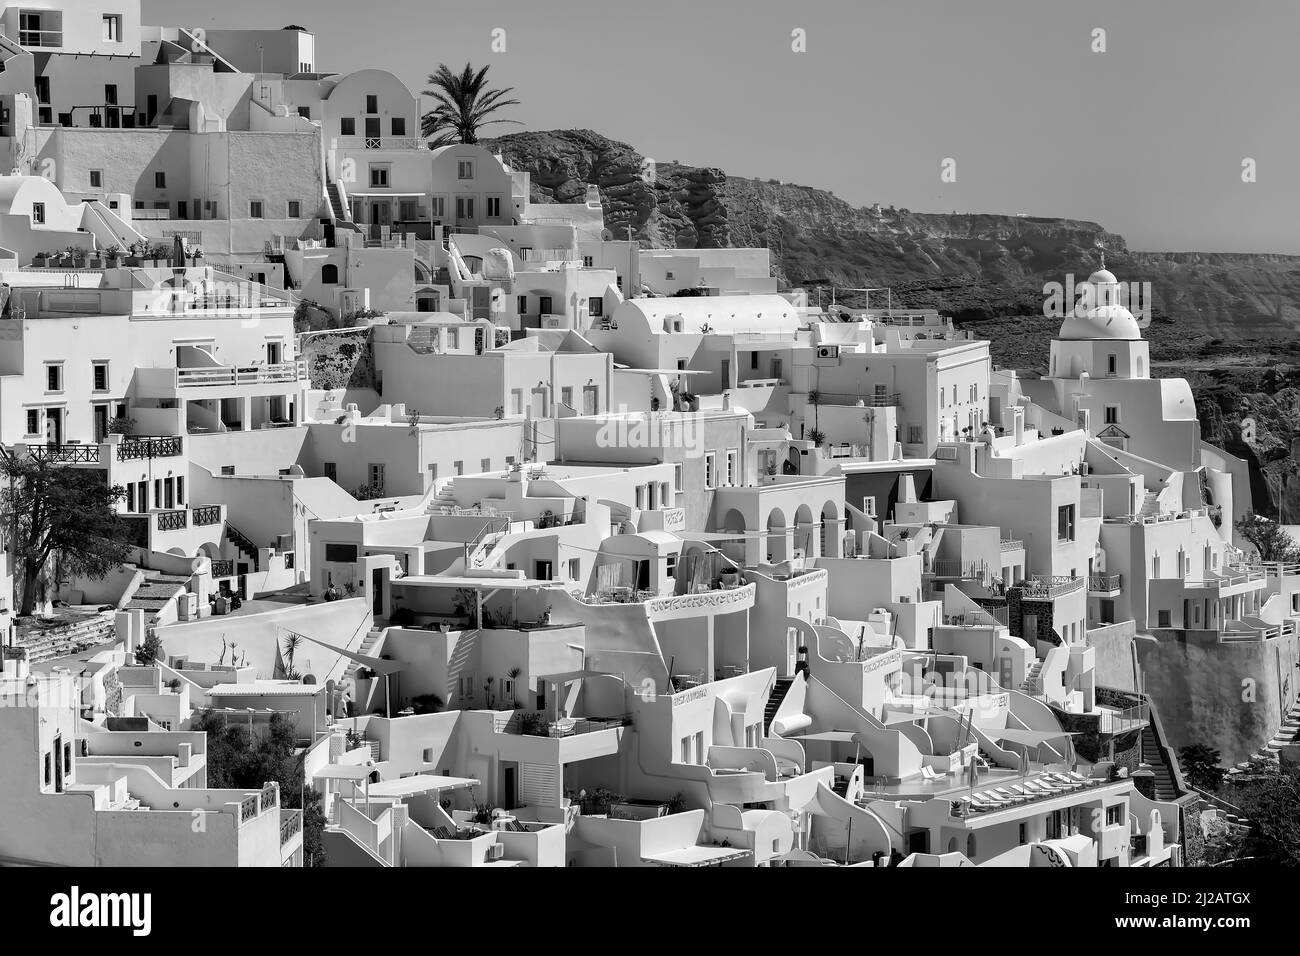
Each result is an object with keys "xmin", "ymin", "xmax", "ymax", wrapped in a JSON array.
[
  {"xmin": 486, "ymin": 843, "xmax": 505, "ymax": 861},
  {"xmin": 817, "ymin": 345, "xmax": 840, "ymax": 359}
]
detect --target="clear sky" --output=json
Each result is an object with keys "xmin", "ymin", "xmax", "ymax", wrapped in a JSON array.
[{"xmin": 148, "ymin": 0, "xmax": 1300, "ymax": 254}]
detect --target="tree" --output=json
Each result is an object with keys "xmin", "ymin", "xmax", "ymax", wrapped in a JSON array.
[
  {"xmin": 420, "ymin": 63, "xmax": 520, "ymax": 147},
  {"xmin": 1214, "ymin": 760, "xmax": 1300, "ymax": 867},
  {"xmin": 1235, "ymin": 512, "xmax": 1300, "ymax": 563},
  {"xmin": 191, "ymin": 710, "xmax": 327, "ymax": 866},
  {"xmin": 135, "ymin": 629, "xmax": 164, "ymax": 666},
  {"xmin": 1, "ymin": 452, "xmax": 130, "ymax": 616},
  {"xmin": 1178, "ymin": 743, "xmax": 1226, "ymax": 792}
]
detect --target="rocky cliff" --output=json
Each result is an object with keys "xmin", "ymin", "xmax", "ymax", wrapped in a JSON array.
[
  {"xmin": 486, "ymin": 129, "xmax": 1300, "ymax": 335},
  {"xmin": 486, "ymin": 129, "xmax": 1300, "ymax": 518}
]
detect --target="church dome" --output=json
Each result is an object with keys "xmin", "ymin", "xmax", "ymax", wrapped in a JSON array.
[{"xmin": 1057, "ymin": 263, "xmax": 1142, "ymax": 340}]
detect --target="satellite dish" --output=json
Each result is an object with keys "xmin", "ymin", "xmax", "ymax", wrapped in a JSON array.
[{"xmin": 601, "ymin": 228, "xmax": 613, "ymax": 241}]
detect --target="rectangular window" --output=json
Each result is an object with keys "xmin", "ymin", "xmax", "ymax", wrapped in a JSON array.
[
  {"xmin": 340, "ymin": 117, "xmax": 355, "ymax": 136},
  {"xmin": 588, "ymin": 298, "xmax": 603, "ymax": 317},
  {"xmin": 368, "ymin": 463, "xmax": 385, "ymax": 488},
  {"xmin": 725, "ymin": 449, "xmax": 738, "ymax": 486},
  {"xmin": 1157, "ymin": 609, "xmax": 1171, "ymax": 628},
  {"xmin": 297, "ymin": 106, "xmax": 311, "ymax": 119},
  {"xmin": 582, "ymin": 256, "xmax": 593, "ymax": 267},
  {"xmin": 25, "ymin": 409, "xmax": 39, "ymax": 435},
  {"xmin": 104, "ymin": 83, "xmax": 118, "ymax": 105},
  {"xmin": 703, "ymin": 452, "xmax": 716, "ymax": 490},
  {"xmin": 480, "ymin": 457, "xmax": 491, "ymax": 473},
  {"xmin": 102, "ymin": 14, "xmax": 121, "ymax": 41},
  {"xmin": 1106, "ymin": 804, "xmax": 1123, "ymax": 826},
  {"xmin": 46, "ymin": 363, "xmax": 62, "ymax": 392},
  {"xmin": 89, "ymin": 169, "xmax": 103, "ymax": 188},
  {"xmin": 517, "ymin": 295, "xmax": 527, "ymax": 315},
  {"xmin": 907, "ymin": 424, "xmax": 924, "ymax": 444},
  {"xmin": 92, "ymin": 362, "xmax": 108, "ymax": 391},
  {"xmin": 391, "ymin": 116, "xmax": 406, "ymax": 136},
  {"xmin": 457, "ymin": 160, "xmax": 474, "ymax": 179},
  {"xmin": 455, "ymin": 196, "xmax": 474, "ymax": 220},
  {"xmin": 430, "ymin": 196, "xmax": 445, "ymax": 218},
  {"xmin": 560, "ymin": 386, "xmax": 573, "ymax": 407},
  {"xmin": 365, "ymin": 94, "xmax": 378, "ymax": 113},
  {"xmin": 1057, "ymin": 504, "xmax": 1075, "ymax": 542},
  {"xmin": 1104, "ymin": 405, "xmax": 1120, "ymax": 424},
  {"xmin": 323, "ymin": 462, "xmax": 337, "ymax": 482},
  {"xmin": 1107, "ymin": 354, "xmax": 1118, "ymax": 376},
  {"xmin": 32, "ymin": 202, "xmax": 45, "ymax": 224},
  {"xmin": 287, "ymin": 200, "xmax": 301, "ymax": 218},
  {"xmin": 486, "ymin": 196, "xmax": 501, "ymax": 217},
  {"xmin": 324, "ymin": 543, "xmax": 358, "ymax": 563},
  {"xmin": 369, "ymin": 165, "xmax": 389, "ymax": 187},
  {"xmin": 454, "ymin": 460, "xmax": 463, "ymax": 476},
  {"xmin": 249, "ymin": 200, "xmax": 264, "ymax": 218},
  {"xmin": 154, "ymin": 171, "xmax": 166, "ymax": 188},
  {"xmin": 568, "ymin": 558, "xmax": 581, "ymax": 580}
]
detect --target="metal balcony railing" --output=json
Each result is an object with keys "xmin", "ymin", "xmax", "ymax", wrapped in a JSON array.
[
  {"xmin": 117, "ymin": 436, "xmax": 183, "ymax": 460},
  {"xmin": 191, "ymin": 505, "xmax": 222, "ymax": 526},
  {"xmin": 1020, "ymin": 575, "xmax": 1085, "ymax": 600},
  {"xmin": 1088, "ymin": 573, "xmax": 1122, "ymax": 592},
  {"xmin": 26, "ymin": 443, "xmax": 101, "ymax": 464}
]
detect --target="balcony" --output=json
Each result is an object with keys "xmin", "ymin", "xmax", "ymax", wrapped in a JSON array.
[
  {"xmin": 332, "ymin": 135, "xmax": 423, "ymax": 151},
  {"xmin": 928, "ymin": 559, "xmax": 988, "ymax": 580},
  {"xmin": 25, "ymin": 442, "xmax": 101, "ymax": 464},
  {"xmin": 175, "ymin": 361, "xmax": 305, "ymax": 388},
  {"xmin": 19, "ymin": 29, "xmax": 62, "ymax": 47},
  {"xmin": 117, "ymin": 436, "xmax": 184, "ymax": 461},
  {"xmin": 1019, "ymin": 575, "xmax": 1085, "ymax": 600},
  {"xmin": 1088, "ymin": 573, "xmax": 1122, "ymax": 596}
]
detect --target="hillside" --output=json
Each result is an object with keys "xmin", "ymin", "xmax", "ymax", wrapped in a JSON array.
[{"xmin": 485, "ymin": 129, "xmax": 1300, "ymax": 519}]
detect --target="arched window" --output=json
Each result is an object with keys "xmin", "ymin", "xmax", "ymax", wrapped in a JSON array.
[{"xmin": 321, "ymin": 263, "xmax": 339, "ymax": 284}]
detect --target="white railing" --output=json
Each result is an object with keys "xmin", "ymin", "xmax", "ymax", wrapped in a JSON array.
[
  {"xmin": 175, "ymin": 361, "xmax": 305, "ymax": 388},
  {"xmin": 332, "ymin": 136, "xmax": 424, "ymax": 151}
]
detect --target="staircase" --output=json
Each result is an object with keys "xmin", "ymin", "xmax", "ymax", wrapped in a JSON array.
[
  {"xmin": 1230, "ymin": 699, "xmax": 1300, "ymax": 773},
  {"xmin": 326, "ymin": 182, "xmax": 362, "ymax": 233},
  {"xmin": 1139, "ymin": 727, "xmax": 1178, "ymax": 801},
  {"xmin": 343, "ymin": 628, "xmax": 385, "ymax": 686},
  {"xmin": 763, "ymin": 677, "xmax": 795, "ymax": 735},
  {"xmin": 1138, "ymin": 491, "xmax": 1161, "ymax": 519},
  {"xmin": 124, "ymin": 570, "xmax": 191, "ymax": 622},
  {"xmin": 223, "ymin": 523, "xmax": 260, "ymax": 571},
  {"xmin": 1019, "ymin": 659, "xmax": 1044, "ymax": 695}
]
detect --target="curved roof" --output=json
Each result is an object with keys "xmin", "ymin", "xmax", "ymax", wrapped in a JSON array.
[
  {"xmin": 613, "ymin": 294, "xmax": 800, "ymax": 336},
  {"xmin": 1058, "ymin": 268, "xmax": 1142, "ymax": 341}
]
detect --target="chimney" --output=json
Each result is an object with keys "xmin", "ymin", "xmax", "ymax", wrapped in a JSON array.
[
  {"xmin": 1011, "ymin": 406, "xmax": 1025, "ymax": 446},
  {"xmin": 898, "ymin": 474, "xmax": 917, "ymax": 504}
]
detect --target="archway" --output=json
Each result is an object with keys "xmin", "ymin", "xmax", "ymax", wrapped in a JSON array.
[
  {"xmin": 821, "ymin": 500, "xmax": 843, "ymax": 558},
  {"xmin": 793, "ymin": 504, "xmax": 815, "ymax": 559},
  {"xmin": 766, "ymin": 508, "xmax": 788, "ymax": 564}
]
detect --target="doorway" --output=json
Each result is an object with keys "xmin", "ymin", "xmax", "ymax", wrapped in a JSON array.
[
  {"xmin": 534, "ymin": 560, "xmax": 553, "ymax": 581},
  {"xmin": 93, "ymin": 404, "xmax": 109, "ymax": 442},
  {"xmin": 502, "ymin": 762, "xmax": 518, "ymax": 810}
]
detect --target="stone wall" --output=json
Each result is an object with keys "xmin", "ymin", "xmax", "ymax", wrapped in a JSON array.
[
  {"xmin": 301, "ymin": 329, "xmax": 375, "ymax": 391},
  {"xmin": 1136, "ymin": 630, "xmax": 1300, "ymax": 767},
  {"xmin": 1007, "ymin": 590, "xmax": 1058, "ymax": 646}
]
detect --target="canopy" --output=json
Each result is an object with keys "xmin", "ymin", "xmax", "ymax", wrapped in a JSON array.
[
  {"xmin": 641, "ymin": 845, "xmax": 753, "ymax": 867},
  {"xmin": 986, "ymin": 728, "xmax": 1078, "ymax": 745},
  {"xmin": 366, "ymin": 774, "xmax": 479, "ymax": 798}
]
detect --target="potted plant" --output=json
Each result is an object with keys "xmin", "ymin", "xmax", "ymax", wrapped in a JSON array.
[
  {"xmin": 810, "ymin": 428, "xmax": 826, "ymax": 447},
  {"xmin": 67, "ymin": 246, "xmax": 86, "ymax": 268},
  {"xmin": 33, "ymin": 250, "xmax": 52, "ymax": 267},
  {"xmin": 538, "ymin": 603, "xmax": 552, "ymax": 626}
]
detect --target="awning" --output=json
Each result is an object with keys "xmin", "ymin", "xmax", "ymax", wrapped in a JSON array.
[
  {"xmin": 346, "ymin": 191, "xmax": 426, "ymax": 197},
  {"xmin": 366, "ymin": 774, "xmax": 479, "ymax": 798},
  {"xmin": 316, "ymin": 764, "xmax": 375, "ymax": 782},
  {"xmin": 987, "ymin": 728, "xmax": 1078, "ymax": 745},
  {"xmin": 394, "ymin": 575, "xmax": 556, "ymax": 590},
  {"xmin": 641, "ymin": 845, "xmax": 753, "ymax": 867}
]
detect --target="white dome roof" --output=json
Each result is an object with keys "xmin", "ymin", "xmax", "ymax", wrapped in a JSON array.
[{"xmin": 1057, "ymin": 265, "xmax": 1142, "ymax": 340}]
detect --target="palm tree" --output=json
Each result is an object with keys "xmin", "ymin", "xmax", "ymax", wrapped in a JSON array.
[{"xmin": 420, "ymin": 62, "xmax": 521, "ymax": 147}]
